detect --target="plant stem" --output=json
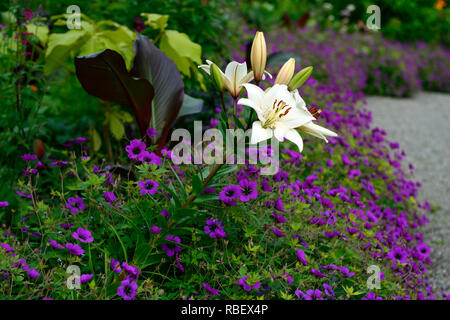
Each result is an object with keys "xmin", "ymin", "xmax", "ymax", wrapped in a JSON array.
[
  {"xmin": 102, "ymin": 101, "xmax": 113, "ymax": 161},
  {"xmin": 182, "ymin": 162, "xmax": 225, "ymax": 208}
]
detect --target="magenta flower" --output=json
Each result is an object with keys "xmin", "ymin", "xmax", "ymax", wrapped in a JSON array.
[
  {"xmin": 204, "ymin": 219, "xmax": 227, "ymax": 239},
  {"xmin": 27, "ymin": 268, "xmax": 40, "ymax": 279},
  {"xmin": 311, "ymin": 269, "xmax": 327, "ymax": 278},
  {"xmin": 272, "ymin": 227, "xmax": 287, "ymax": 237},
  {"xmin": 66, "ymin": 197, "xmax": 86, "ymax": 213},
  {"xmin": 77, "ymin": 274, "xmax": 93, "ymax": 284},
  {"xmin": 138, "ymin": 179, "xmax": 159, "ymax": 195},
  {"xmin": 219, "ymin": 185, "xmax": 241, "ymax": 206},
  {"xmin": 66, "ymin": 243, "xmax": 84, "ymax": 256},
  {"xmin": 150, "ymin": 225, "xmax": 162, "ymax": 234},
  {"xmin": 48, "ymin": 239, "xmax": 64, "ymax": 249},
  {"xmin": 238, "ymin": 178, "xmax": 258, "ymax": 202},
  {"xmin": 236, "ymin": 275, "xmax": 261, "ymax": 292},
  {"xmin": 111, "ymin": 259, "xmax": 122, "ymax": 274},
  {"xmin": 72, "ymin": 228, "xmax": 94, "ymax": 243},
  {"xmin": 296, "ymin": 248, "xmax": 308, "ymax": 265},
  {"xmin": 117, "ymin": 279, "xmax": 138, "ymax": 300},
  {"xmin": 362, "ymin": 292, "xmax": 383, "ymax": 300},
  {"xmin": 146, "ymin": 127, "xmax": 157, "ymax": 137},
  {"xmin": 160, "ymin": 209, "xmax": 169, "ymax": 220},
  {"xmin": 0, "ymin": 201, "xmax": 8, "ymax": 208},
  {"xmin": 21, "ymin": 153, "xmax": 37, "ymax": 161},
  {"xmin": 104, "ymin": 191, "xmax": 116, "ymax": 205},
  {"xmin": 203, "ymin": 283, "xmax": 221, "ymax": 296},
  {"xmin": 122, "ymin": 262, "xmax": 139, "ymax": 281},
  {"xmin": 139, "ymin": 151, "xmax": 162, "ymax": 165},
  {"xmin": 161, "ymin": 235, "xmax": 181, "ymax": 257},
  {"xmin": 125, "ymin": 139, "xmax": 146, "ymax": 160},
  {"xmin": 272, "ymin": 212, "xmax": 287, "ymax": 223}
]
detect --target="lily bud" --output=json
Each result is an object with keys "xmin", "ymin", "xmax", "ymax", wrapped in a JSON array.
[
  {"xmin": 275, "ymin": 58, "xmax": 295, "ymax": 85},
  {"xmin": 210, "ymin": 63, "xmax": 224, "ymax": 91},
  {"xmin": 288, "ymin": 66, "xmax": 313, "ymax": 91},
  {"xmin": 250, "ymin": 31, "xmax": 267, "ymax": 82}
]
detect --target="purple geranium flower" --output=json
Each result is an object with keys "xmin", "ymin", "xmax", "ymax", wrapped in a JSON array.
[
  {"xmin": 160, "ymin": 209, "xmax": 169, "ymax": 220},
  {"xmin": 219, "ymin": 185, "xmax": 241, "ymax": 206},
  {"xmin": 77, "ymin": 274, "xmax": 93, "ymax": 284},
  {"xmin": 203, "ymin": 283, "xmax": 221, "ymax": 296},
  {"xmin": 138, "ymin": 179, "xmax": 159, "ymax": 195},
  {"xmin": 238, "ymin": 178, "xmax": 258, "ymax": 202},
  {"xmin": 104, "ymin": 191, "xmax": 116, "ymax": 205},
  {"xmin": 311, "ymin": 269, "xmax": 327, "ymax": 278},
  {"xmin": 204, "ymin": 219, "xmax": 227, "ymax": 239},
  {"xmin": 125, "ymin": 139, "xmax": 146, "ymax": 160},
  {"xmin": 161, "ymin": 235, "xmax": 182, "ymax": 257},
  {"xmin": 48, "ymin": 239, "xmax": 64, "ymax": 249},
  {"xmin": 66, "ymin": 243, "xmax": 84, "ymax": 256},
  {"xmin": 27, "ymin": 268, "xmax": 40, "ymax": 279},
  {"xmin": 146, "ymin": 127, "xmax": 157, "ymax": 137},
  {"xmin": 111, "ymin": 259, "xmax": 122, "ymax": 274},
  {"xmin": 296, "ymin": 248, "xmax": 308, "ymax": 265},
  {"xmin": 72, "ymin": 228, "xmax": 94, "ymax": 243},
  {"xmin": 117, "ymin": 279, "xmax": 138, "ymax": 300},
  {"xmin": 362, "ymin": 292, "xmax": 383, "ymax": 300},
  {"xmin": 150, "ymin": 225, "xmax": 162, "ymax": 234},
  {"xmin": 272, "ymin": 212, "xmax": 287, "ymax": 223},
  {"xmin": 139, "ymin": 151, "xmax": 162, "ymax": 165},
  {"xmin": 272, "ymin": 227, "xmax": 287, "ymax": 237},
  {"xmin": 0, "ymin": 201, "xmax": 8, "ymax": 208},
  {"xmin": 21, "ymin": 153, "xmax": 37, "ymax": 161},
  {"xmin": 122, "ymin": 262, "xmax": 139, "ymax": 281},
  {"xmin": 66, "ymin": 197, "xmax": 86, "ymax": 213},
  {"xmin": 236, "ymin": 275, "xmax": 261, "ymax": 292}
]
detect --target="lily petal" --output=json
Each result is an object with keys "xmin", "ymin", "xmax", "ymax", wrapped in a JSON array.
[
  {"xmin": 284, "ymin": 128, "xmax": 304, "ymax": 152},
  {"xmin": 298, "ymin": 122, "xmax": 338, "ymax": 142},
  {"xmin": 250, "ymin": 121, "xmax": 273, "ymax": 145}
]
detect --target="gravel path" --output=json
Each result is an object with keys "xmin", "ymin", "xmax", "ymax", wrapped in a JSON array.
[{"xmin": 365, "ymin": 92, "xmax": 450, "ymax": 296}]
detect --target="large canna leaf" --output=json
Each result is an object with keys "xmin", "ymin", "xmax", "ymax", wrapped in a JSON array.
[
  {"xmin": 130, "ymin": 34, "xmax": 184, "ymax": 150},
  {"xmin": 74, "ymin": 49, "xmax": 154, "ymax": 138}
]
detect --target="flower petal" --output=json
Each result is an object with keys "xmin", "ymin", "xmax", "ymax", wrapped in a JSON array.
[
  {"xmin": 250, "ymin": 121, "xmax": 273, "ymax": 145},
  {"xmin": 298, "ymin": 122, "xmax": 338, "ymax": 142},
  {"xmin": 284, "ymin": 128, "xmax": 304, "ymax": 152}
]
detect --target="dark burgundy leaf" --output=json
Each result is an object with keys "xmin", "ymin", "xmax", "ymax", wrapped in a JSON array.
[
  {"xmin": 74, "ymin": 49, "xmax": 155, "ymax": 138},
  {"xmin": 130, "ymin": 35, "xmax": 184, "ymax": 150}
]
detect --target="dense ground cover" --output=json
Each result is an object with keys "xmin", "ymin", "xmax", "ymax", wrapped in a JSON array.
[{"xmin": 1, "ymin": 3, "xmax": 449, "ymax": 300}]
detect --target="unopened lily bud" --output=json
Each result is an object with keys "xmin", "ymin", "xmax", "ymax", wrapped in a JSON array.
[
  {"xmin": 250, "ymin": 31, "xmax": 267, "ymax": 82},
  {"xmin": 288, "ymin": 66, "xmax": 313, "ymax": 91},
  {"xmin": 275, "ymin": 58, "xmax": 295, "ymax": 85},
  {"xmin": 210, "ymin": 63, "xmax": 224, "ymax": 91}
]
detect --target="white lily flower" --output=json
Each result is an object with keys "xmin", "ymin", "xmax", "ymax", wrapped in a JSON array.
[
  {"xmin": 291, "ymin": 89, "xmax": 338, "ymax": 142},
  {"xmin": 238, "ymin": 84, "xmax": 337, "ymax": 152},
  {"xmin": 198, "ymin": 60, "xmax": 271, "ymax": 99},
  {"xmin": 238, "ymin": 84, "xmax": 315, "ymax": 152}
]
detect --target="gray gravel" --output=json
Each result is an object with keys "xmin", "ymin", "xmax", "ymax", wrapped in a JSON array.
[{"xmin": 365, "ymin": 92, "xmax": 450, "ymax": 296}]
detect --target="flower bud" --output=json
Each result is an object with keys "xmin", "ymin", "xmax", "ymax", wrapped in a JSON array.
[
  {"xmin": 288, "ymin": 66, "xmax": 313, "ymax": 91},
  {"xmin": 210, "ymin": 63, "xmax": 224, "ymax": 91},
  {"xmin": 250, "ymin": 31, "xmax": 267, "ymax": 82},
  {"xmin": 275, "ymin": 58, "xmax": 295, "ymax": 85}
]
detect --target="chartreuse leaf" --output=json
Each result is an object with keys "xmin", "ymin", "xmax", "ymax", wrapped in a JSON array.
[
  {"xmin": 25, "ymin": 23, "xmax": 49, "ymax": 44},
  {"xmin": 159, "ymin": 30, "xmax": 202, "ymax": 77},
  {"xmin": 140, "ymin": 13, "xmax": 168, "ymax": 31},
  {"xmin": 44, "ymin": 15, "xmax": 136, "ymax": 75}
]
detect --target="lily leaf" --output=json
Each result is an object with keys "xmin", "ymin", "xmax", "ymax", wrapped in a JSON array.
[
  {"xmin": 75, "ymin": 49, "xmax": 155, "ymax": 137},
  {"xmin": 130, "ymin": 34, "xmax": 184, "ymax": 150}
]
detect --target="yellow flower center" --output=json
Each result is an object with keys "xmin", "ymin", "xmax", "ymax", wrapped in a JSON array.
[{"xmin": 262, "ymin": 99, "xmax": 292, "ymax": 129}]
